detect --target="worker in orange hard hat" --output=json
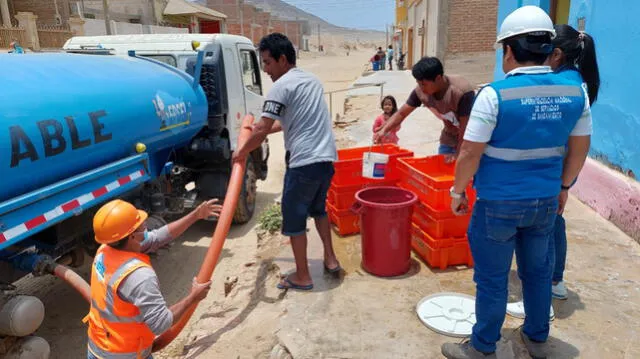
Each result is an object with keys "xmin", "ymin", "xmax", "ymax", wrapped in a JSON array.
[{"xmin": 86, "ymin": 198, "xmax": 222, "ymax": 359}]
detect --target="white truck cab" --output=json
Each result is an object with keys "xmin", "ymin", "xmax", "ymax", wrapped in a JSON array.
[{"xmin": 64, "ymin": 34, "xmax": 269, "ymax": 223}]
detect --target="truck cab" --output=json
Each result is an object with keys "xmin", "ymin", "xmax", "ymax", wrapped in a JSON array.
[{"xmin": 64, "ymin": 34, "xmax": 269, "ymax": 223}]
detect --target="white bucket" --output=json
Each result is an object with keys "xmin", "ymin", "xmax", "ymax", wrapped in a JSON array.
[{"xmin": 362, "ymin": 152, "xmax": 390, "ymax": 179}]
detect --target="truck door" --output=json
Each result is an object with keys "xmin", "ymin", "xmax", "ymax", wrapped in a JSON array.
[{"xmin": 236, "ymin": 44, "xmax": 264, "ymax": 118}]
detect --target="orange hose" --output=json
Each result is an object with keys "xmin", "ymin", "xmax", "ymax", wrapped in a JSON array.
[
  {"xmin": 153, "ymin": 114, "xmax": 255, "ymax": 352},
  {"xmin": 53, "ymin": 264, "xmax": 91, "ymax": 303}
]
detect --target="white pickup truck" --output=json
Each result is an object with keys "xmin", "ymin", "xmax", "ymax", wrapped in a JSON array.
[{"xmin": 64, "ymin": 33, "xmax": 269, "ymax": 223}]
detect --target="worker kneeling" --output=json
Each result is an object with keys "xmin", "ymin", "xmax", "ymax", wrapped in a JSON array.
[{"xmin": 86, "ymin": 199, "xmax": 221, "ymax": 359}]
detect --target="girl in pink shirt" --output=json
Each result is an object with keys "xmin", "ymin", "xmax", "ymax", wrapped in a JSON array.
[{"xmin": 372, "ymin": 95, "xmax": 400, "ymax": 144}]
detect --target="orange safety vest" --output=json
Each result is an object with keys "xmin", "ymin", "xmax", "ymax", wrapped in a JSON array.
[{"xmin": 85, "ymin": 245, "xmax": 156, "ymax": 359}]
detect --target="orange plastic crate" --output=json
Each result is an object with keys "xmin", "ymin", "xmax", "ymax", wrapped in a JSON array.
[
  {"xmin": 398, "ymin": 180, "xmax": 476, "ymax": 212},
  {"xmin": 411, "ymin": 224, "xmax": 467, "ymax": 249},
  {"xmin": 328, "ymin": 179, "xmax": 398, "ymax": 210},
  {"xmin": 412, "ymin": 201, "xmax": 471, "ymax": 239},
  {"xmin": 397, "ymin": 155, "xmax": 459, "ymax": 190},
  {"xmin": 327, "ymin": 202, "xmax": 360, "ymax": 236},
  {"xmin": 414, "ymin": 200, "xmax": 455, "ymax": 220},
  {"xmin": 333, "ymin": 144, "xmax": 414, "ymax": 186},
  {"xmin": 411, "ymin": 227, "xmax": 474, "ymax": 270}
]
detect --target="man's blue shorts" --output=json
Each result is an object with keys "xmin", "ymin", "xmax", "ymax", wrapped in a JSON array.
[{"xmin": 281, "ymin": 161, "xmax": 334, "ymax": 236}]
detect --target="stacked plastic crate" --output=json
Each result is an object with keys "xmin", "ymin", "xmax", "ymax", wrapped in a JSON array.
[
  {"xmin": 326, "ymin": 144, "xmax": 414, "ymax": 236},
  {"xmin": 397, "ymin": 156, "xmax": 476, "ymax": 269}
]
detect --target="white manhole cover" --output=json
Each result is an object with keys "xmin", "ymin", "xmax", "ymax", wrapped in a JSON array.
[{"xmin": 416, "ymin": 292, "xmax": 476, "ymax": 337}]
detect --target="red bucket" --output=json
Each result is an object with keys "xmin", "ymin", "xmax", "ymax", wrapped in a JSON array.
[{"xmin": 352, "ymin": 186, "xmax": 417, "ymax": 277}]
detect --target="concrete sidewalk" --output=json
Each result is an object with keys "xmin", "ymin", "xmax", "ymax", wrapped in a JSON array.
[{"xmin": 270, "ymin": 70, "xmax": 640, "ymax": 358}]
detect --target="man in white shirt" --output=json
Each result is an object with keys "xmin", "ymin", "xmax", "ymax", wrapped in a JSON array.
[{"xmin": 442, "ymin": 6, "xmax": 591, "ymax": 359}]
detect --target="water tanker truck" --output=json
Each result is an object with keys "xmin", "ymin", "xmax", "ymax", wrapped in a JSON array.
[{"xmin": 0, "ymin": 34, "xmax": 268, "ymax": 357}]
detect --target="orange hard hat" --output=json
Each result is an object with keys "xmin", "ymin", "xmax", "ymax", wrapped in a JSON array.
[{"xmin": 93, "ymin": 200, "xmax": 148, "ymax": 244}]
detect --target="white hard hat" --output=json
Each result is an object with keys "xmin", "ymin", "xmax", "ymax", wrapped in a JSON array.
[{"xmin": 495, "ymin": 6, "xmax": 556, "ymax": 47}]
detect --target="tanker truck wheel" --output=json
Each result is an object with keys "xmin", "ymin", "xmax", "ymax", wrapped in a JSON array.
[
  {"xmin": 5, "ymin": 336, "xmax": 50, "ymax": 359},
  {"xmin": 233, "ymin": 156, "xmax": 257, "ymax": 224}
]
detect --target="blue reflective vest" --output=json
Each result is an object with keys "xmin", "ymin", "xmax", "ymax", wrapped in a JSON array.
[{"xmin": 475, "ymin": 70, "xmax": 586, "ymax": 200}]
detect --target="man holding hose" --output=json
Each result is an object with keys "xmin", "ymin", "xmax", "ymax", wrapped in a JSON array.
[
  {"xmin": 233, "ymin": 33, "xmax": 341, "ymax": 291},
  {"xmin": 86, "ymin": 198, "xmax": 221, "ymax": 359}
]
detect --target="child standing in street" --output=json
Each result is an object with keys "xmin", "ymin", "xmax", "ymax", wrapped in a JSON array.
[{"xmin": 372, "ymin": 96, "xmax": 400, "ymax": 144}]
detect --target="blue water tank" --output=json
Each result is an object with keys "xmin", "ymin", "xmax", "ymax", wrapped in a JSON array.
[{"xmin": 0, "ymin": 53, "xmax": 208, "ymax": 203}]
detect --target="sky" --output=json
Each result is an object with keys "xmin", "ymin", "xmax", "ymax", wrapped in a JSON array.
[{"xmin": 282, "ymin": 0, "xmax": 395, "ymax": 32}]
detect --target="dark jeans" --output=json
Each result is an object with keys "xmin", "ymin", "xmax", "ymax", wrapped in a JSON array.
[
  {"xmin": 552, "ymin": 214, "xmax": 567, "ymax": 282},
  {"xmin": 468, "ymin": 197, "xmax": 558, "ymax": 353}
]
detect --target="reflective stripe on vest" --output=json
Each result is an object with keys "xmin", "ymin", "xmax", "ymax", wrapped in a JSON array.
[
  {"xmin": 498, "ymin": 85, "xmax": 583, "ymax": 101},
  {"xmin": 102, "ymin": 258, "xmax": 146, "ymax": 322},
  {"xmin": 473, "ymin": 70, "xmax": 585, "ymax": 201},
  {"xmin": 88, "ymin": 341, "xmax": 152, "ymax": 359},
  {"xmin": 484, "ymin": 145, "xmax": 565, "ymax": 161}
]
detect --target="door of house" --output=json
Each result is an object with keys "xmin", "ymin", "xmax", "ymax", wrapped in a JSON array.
[
  {"xmin": 200, "ymin": 20, "xmax": 221, "ymax": 34},
  {"xmin": 408, "ymin": 27, "xmax": 414, "ymax": 68}
]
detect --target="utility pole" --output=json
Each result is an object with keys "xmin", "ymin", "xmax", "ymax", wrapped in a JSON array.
[
  {"xmin": 238, "ymin": 0, "xmax": 244, "ymax": 36},
  {"xmin": 385, "ymin": 23, "xmax": 389, "ymax": 48},
  {"xmin": 296, "ymin": 16, "xmax": 302, "ymax": 53},
  {"xmin": 149, "ymin": 0, "xmax": 157, "ymax": 26},
  {"xmin": 102, "ymin": 0, "xmax": 111, "ymax": 35}
]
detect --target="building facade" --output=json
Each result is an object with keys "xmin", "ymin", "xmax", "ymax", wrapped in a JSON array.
[
  {"xmin": 402, "ymin": 0, "xmax": 497, "ymax": 68},
  {"xmin": 8, "ymin": 0, "xmax": 167, "ymax": 26},
  {"xmin": 394, "ymin": 0, "xmax": 407, "ymax": 59}
]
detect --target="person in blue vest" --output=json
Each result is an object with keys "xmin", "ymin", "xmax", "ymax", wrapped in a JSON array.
[
  {"xmin": 441, "ymin": 6, "xmax": 593, "ymax": 359},
  {"xmin": 506, "ymin": 23, "xmax": 601, "ymax": 320},
  {"xmin": 9, "ymin": 40, "xmax": 24, "ymax": 54}
]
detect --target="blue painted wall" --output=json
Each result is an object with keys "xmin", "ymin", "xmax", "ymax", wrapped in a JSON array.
[{"xmin": 494, "ymin": 0, "xmax": 640, "ymax": 178}]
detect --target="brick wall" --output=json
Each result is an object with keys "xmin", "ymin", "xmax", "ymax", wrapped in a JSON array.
[
  {"xmin": 12, "ymin": 0, "xmax": 73, "ymax": 26},
  {"xmin": 270, "ymin": 19, "xmax": 285, "ymax": 36},
  {"xmin": 207, "ymin": 0, "xmax": 299, "ymax": 47},
  {"xmin": 255, "ymin": 11, "xmax": 270, "ymax": 39},
  {"xmin": 446, "ymin": 0, "xmax": 497, "ymax": 54},
  {"xmin": 286, "ymin": 21, "xmax": 301, "ymax": 49}
]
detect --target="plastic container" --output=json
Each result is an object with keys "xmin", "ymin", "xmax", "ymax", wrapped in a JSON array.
[
  {"xmin": 333, "ymin": 144, "xmax": 414, "ymax": 186},
  {"xmin": 398, "ymin": 180, "xmax": 477, "ymax": 212},
  {"xmin": 412, "ymin": 201, "xmax": 471, "ymax": 239},
  {"xmin": 327, "ymin": 202, "xmax": 360, "ymax": 236},
  {"xmin": 411, "ymin": 224, "xmax": 468, "ymax": 249},
  {"xmin": 397, "ymin": 155, "xmax": 459, "ymax": 190},
  {"xmin": 362, "ymin": 152, "xmax": 389, "ymax": 179},
  {"xmin": 353, "ymin": 186, "xmax": 418, "ymax": 276},
  {"xmin": 411, "ymin": 227, "xmax": 474, "ymax": 270},
  {"xmin": 327, "ymin": 179, "xmax": 398, "ymax": 210}
]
